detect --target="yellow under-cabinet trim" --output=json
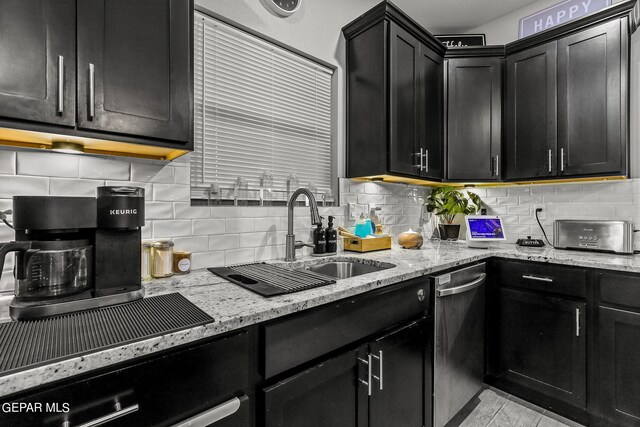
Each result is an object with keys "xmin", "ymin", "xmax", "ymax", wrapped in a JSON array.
[
  {"xmin": 352, "ymin": 174, "xmax": 628, "ymax": 188},
  {"xmin": 0, "ymin": 127, "xmax": 190, "ymax": 161}
]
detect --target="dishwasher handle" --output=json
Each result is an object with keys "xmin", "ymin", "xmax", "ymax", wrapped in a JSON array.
[{"xmin": 436, "ymin": 273, "xmax": 486, "ymax": 298}]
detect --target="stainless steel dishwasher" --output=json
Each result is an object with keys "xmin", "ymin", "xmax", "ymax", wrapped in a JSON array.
[{"xmin": 431, "ymin": 262, "xmax": 486, "ymax": 427}]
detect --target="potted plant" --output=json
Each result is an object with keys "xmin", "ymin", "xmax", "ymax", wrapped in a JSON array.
[{"xmin": 425, "ymin": 187, "xmax": 483, "ymax": 241}]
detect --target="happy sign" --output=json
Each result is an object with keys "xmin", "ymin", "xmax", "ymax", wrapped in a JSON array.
[{"xmin": 519, "ymin": 0, "xmax": 612, "ymax": 38}]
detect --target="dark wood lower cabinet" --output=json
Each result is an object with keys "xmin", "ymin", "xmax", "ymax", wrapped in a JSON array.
[
  {"xmin": 263, "ymin": 318, "xmax": 430, "ymax": 427},
  {"xmin": 370, "ymin": 320, "xmax": 427, "ymax": 427},
  {"xmin": 498, "ymin": 288, "xmax": 586, "ymax": 408},
  {"xmin": 597, "ymin": 306, "xmax": 640, "ymax": 426},
  {"xmin": 263, "ymin": 346, "xmax": 368, "ymax": 427}
]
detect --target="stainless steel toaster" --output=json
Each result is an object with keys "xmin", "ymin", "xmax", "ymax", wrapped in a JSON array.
[{"xmin": 553, "ymin": 220, "xmax": 635, "ymax": 254}]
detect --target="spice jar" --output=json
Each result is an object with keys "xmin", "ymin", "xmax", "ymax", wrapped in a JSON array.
[
  {"xmin": 172, "ymin": 250, "xmax": 192, "ymax": 275},
  {"xmin": 151, "ymin": 240, "xmax": 174, "ymax": 278},
  {"xmin": 141, "ymin": 242, "xmax": 152, "ymax": 280}
]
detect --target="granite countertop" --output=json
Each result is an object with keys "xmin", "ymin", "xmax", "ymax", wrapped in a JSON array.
[{"xmin": 2, "ymin": 241, "xmax": 640, "ymax": 398}]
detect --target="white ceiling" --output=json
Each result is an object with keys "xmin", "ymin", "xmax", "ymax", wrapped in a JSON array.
[{"xmin": 392, "ymin": 0, "xmax": 541, "ymax": 34}]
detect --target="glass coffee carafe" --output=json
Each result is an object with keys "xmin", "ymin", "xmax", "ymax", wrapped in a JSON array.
[{"xmin": 0, "ymin": 239, "xmax": 93, "ymax": 300}]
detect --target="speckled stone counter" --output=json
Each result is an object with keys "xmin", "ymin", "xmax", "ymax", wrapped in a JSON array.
[{"xmin": 2, "ymin": 241, "xmax": 640, "ymax": 398}]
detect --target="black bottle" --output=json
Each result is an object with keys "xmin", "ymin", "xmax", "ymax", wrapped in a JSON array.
[
  {"xmin": 312, "ymin": 217, "xmax": 326, "ymax": 254},
  {"xmin": 325, "ymin": 215, "xmax": 337, "ymax": 253}
]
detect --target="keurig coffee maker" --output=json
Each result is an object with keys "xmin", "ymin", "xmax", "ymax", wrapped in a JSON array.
[{"xmin": 0, "ymin": 186, "xmax": 146, "ymax": 320}]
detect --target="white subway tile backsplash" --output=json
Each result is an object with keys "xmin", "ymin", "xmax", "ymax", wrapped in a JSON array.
[
  {"xmin": 79, "ymin": 157, "xmax": 131, "ymax": 180},
  {"xmin": 191, "ymin": 251, "xmax": 224, "ymax": 270},
  {"xmin": 173, "ymin": 202, "xmax": 211, "ymax": 219},
  {"xmin": 153, "ymin": 183, "xmax": 190, "ymax": 202},
  {"xmin": 192, "ymin": 219, "xmax": 225, "ymax": 236},
  {"xmin": 0, "ymin": 175, "xmax": 48, "ymax": 198},
  {"xmin": 255, "ymin": 217, "xmax": 279, "ymax": 232},
  {"xmin": 226, "ymin": 218, "xmax": 255, "ymax": 233},
  {"xmin": 145, "ymin": 202, "xmax": 174, "ymax": 220},
  {"xmin": 130, "ymin": 162, "xmax": 174, "ymax": 183},
  {"xmin": 16, "ymin": 152, "xmax": 79, "ymax": 178},
  {"xmin": 209, "ymin": 234, "xmax": 239, "ymax": 251},
  {"xmin": 49, "ymin": 178, "xmax": 103, "ymax": 196},
  {"xmin": 0, "ymin": 151, "xmax": 16, "ymax": 175},
  {"xmin": 171, "ymin": 236, "xmax": 209, "ymax": 253},
  {"xmin": 152, "ymin": 220, "xmax": 192, "ymax": 238},
  {"xmin": 174, "ymin": 165, "xmax": 190, "ymax": 185},
  {"xmin": 225, "ymin": 248, "xmax": 256, "ymax": 265}
]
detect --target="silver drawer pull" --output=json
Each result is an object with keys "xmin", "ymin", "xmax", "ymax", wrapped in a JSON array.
[
  {"xmin": 88, "ymin": 63, "xmax": 95, "ymax": 119},
  {"xmin": 414, "ymin": 149, "xmax": 423, "ymax": 169},
  {"xmin": 436, "ymin": 273, "xmax": 486, "ymax": 297},
  {"xmin": 576, "ymin": 308, "xmax": 581, "ymax": 337},
  {"xmin": 57, "ymin": 55, "xmax": 64, "ymax": 113},
  {"xmin": 522, "ymin": 274, "xmax": 553, "ymax": 283},
  {"xmin": 74, "ymin": 402, "xmax": 139, "ymax": 427},
  {"xmin": 173, "ymin": 396, "xmax": 245, "ymax": 427},
  {"xmin": 358, "ymin": 354, "xmax": 373, "ymax": 396}
]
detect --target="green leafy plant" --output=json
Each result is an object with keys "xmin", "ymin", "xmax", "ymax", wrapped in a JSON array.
[{"xmin": 425, "ymin": 187, "xmax": 483, "ymax": 225}]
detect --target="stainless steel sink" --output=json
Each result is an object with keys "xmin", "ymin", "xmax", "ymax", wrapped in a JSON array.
[{"xmin": 304, "ymin": 260, "xmax": 394, "ymax": 280}]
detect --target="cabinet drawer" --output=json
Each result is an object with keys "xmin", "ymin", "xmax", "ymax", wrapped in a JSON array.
[
  {"xmin": 496, "ymin": 260, "xmax": 587, "ymax": 298},
  {"xmin": 1, "ymin": 330, "xmax": 252, "ymax": 427},
  {"xmin": 262, "ymin": 277, "xmax": 430, "ymax": 379},
  {"xmin": 599, "ymin": 272, "xmax": 640, "ymax": 309}
]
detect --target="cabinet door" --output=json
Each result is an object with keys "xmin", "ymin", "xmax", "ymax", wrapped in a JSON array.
[
  {"xmin": 77, "ymin": 0, "xmax": 192, "ymax": 143},
  {"xmin": 264, "ymin": 346, "xmax": 368, "ymax": 427},
  {"xmin": 499, "ymin": 288, "xmax": 586, "ymax": 408},
  {"xmin": 0, "ymin": 0, "xmax": 76, "ymax": 126},
  {"xmin": 447, "ymin": 57, "xmax": 502, "ymax": 181},
  {"xmin": 505, "ymin": 42, "xmax": 557, "ymax": 180},
  {"xmin": 389, "ymin": 23, "xmax": 420, "ymax": 177},
  {"xmin": 598, "ymin": 307, "xmax": 640, "ymax": 426},
  {"xmin": 369, "ymin": 320, "xmax": 427, "ymax": 427},
  {"xmin": 418, "ymin": 44, "xmax": 444, "ymax": 180},
  {"xmin": 558, "ymin": 19, "xmax": 624, "ymax": 176}
]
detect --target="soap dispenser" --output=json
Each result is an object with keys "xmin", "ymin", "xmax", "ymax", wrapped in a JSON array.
[
  {"xmin": 312, "ymin": 217, "xmax": 326, "ymax": 254},
  {"xmin": 325, "ymin": 216, "xmax": 337, "ymax": 253}
]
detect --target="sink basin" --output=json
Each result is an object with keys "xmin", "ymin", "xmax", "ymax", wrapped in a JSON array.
[{"xmin": 304, "ymin": 260, "xmax": 394, "ymax": 280}]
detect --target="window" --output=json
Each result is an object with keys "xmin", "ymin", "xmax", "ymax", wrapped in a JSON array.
[{"xmin": 191, "ymin": 12, "xmax": 335, "ymax": 205}]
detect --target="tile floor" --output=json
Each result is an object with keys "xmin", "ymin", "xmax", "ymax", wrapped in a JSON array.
[{"xmin": 449, "ymin": 388, "xmax": 585, "ymax": 427}]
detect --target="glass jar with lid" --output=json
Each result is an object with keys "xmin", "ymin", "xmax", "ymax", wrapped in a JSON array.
[
  {"xmin": 151, "ymin": 240, "xmax": 174, "ymax": 278},
  {"xmin": 141, "ymin": 242, "xmax": 152, "ymax": 280}
]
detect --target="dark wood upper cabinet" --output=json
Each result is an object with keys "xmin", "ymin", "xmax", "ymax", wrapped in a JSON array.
[
  {"xmin": 343, "ymin": 3, "xmax": 445, "ymax": 181},
  {"xmin": 77, "ymin": 0, "xmax": 192, "ymax": 143},
  {"xmin": 418, "ymin": 44, "xmax": 445, "ymax": 180},
  {"xmin": 557, "ymin": 19, "xmax": 626, "ymax": 177},
  {"xmin": 499, "ymin": 287, "xmax": 586, "ymax": 408},
  {"xmin": 0, "ymin": 0, "xmax": 76, "ymax": 127},
  {"xmin": 389, "ymin": 24, "xmax": 420, "ymax": 176},
  {"xmin": 505, "ymin": 42, "xmax": 558, "ymax": 180},
  {"xmin": 446, "ymin": 56, "xmax": 502, "ymax": 181}
]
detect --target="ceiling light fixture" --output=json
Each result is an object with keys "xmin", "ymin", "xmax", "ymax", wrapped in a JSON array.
[{"xmin": 51, "ymin": 141, "xmax": 85, "ymax": 154}]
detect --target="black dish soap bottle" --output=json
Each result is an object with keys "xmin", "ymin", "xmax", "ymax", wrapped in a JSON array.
[
  {"xmin": 325, "ymin": 215, "xmax": 337, "ymax": 254},
  {"xmin": 312, "ymin": 217, "xmax": 326, "ymax": 254}
]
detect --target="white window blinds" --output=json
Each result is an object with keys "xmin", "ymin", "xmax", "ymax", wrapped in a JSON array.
[{"xmin": 192, "ymin": 12, "xmax": 334, "ymax": 200}]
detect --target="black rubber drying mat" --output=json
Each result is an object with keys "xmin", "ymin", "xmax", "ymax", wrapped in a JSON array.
[
  {"xmin": 209, "ymin": 262, "xmax": 335, "ymax": 297},
  {"xmin": 0, "ymin": 293, "xmax": 213, "ymax": 375}
]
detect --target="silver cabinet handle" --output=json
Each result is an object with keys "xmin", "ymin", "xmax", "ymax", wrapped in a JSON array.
[
  {"xmin": 560, "ymin": 148, "xmax": 565, "ymax": 172},
  {"xmin": 173, "ymin": 396, "xmax": 244, "ymax": 427},
  {"xmin": 57, "ymin": 55, "xmax": 64, "ymax": 113},
  {"xmin": 88, "ymin": 63, "xmax": 95, "ymax": 119},
  {"xmin": 424, "ymin": 150, "xmax": 429, "ymax": 172},
  {"xmin": 436, "ymin": 273, "xmax": 486, "ymax": 297},
  {"xmin": 548, "ymin": 149, "xmax": 552, "ymax": 173},
  {"xmin": 495, "ymin": 155, "xmax": 499, "ymax": 176},
  {"xmin": 378, "ymin": 351, "xmax": 383, "ymax": 390},
  {"xmin": 576, "ymin": 308, "xmax": 580, "ymax": 337},
  {"xmin": 358, "ymin": 354, "xmax": 372, "ymax": 396},
  {"xmin": 522, "ymin": 274, "xmax": 553, "ymax": 283},
  {"xmin": 414, "ymin": 148, "xmax": 423, "ymax": 170},
  {"xmin": 75, "ymin": 402, "xmax": 139, "ymax": 427}
]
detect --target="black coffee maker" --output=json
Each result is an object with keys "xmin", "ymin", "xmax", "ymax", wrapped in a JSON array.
[{"xmin": 0, "ymin": 186, "xmax": 145, "ymax": 320}]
